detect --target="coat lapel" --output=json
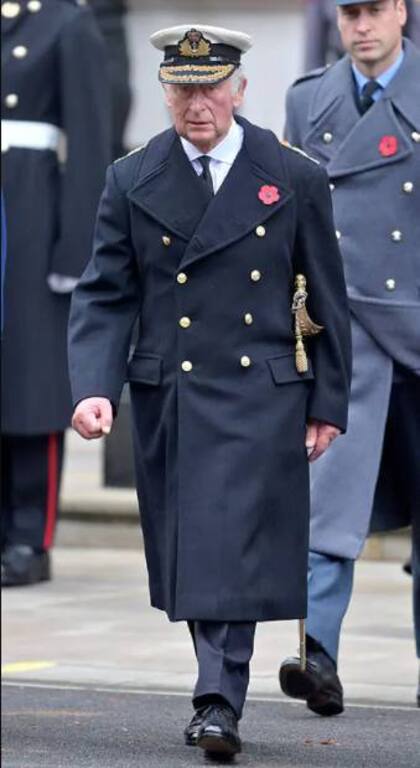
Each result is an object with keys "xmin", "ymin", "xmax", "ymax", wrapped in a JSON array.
[
  {"xmin": 304, "ymin": 42, "xmax": 420, "ymax": 179},
  {"xmin": 127, "ymin": 130, "xmax": 213, "ymax": 241},
  {"xmin": 179, "ymin": 119, "xmax": 294, "ymax": 269}
]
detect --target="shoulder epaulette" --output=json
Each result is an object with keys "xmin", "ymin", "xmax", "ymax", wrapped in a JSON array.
[
  {"xmin": 280, "ymin": 139, "xmax": 319, "ymax": 165},
  {"xmin": 114, "ymin": 145, "xmax": 145, "ymax": 164},
  {"xmin": 291, "ymin": 66, "xmax": 328, "ymax": 88}
]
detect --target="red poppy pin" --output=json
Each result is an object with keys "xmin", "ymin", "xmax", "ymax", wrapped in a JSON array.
[
  {"xmin": 258, "ymin": 185, "xmax": 280, "ymax": 205},
  {"xmin": 379, "ymin": 135, "xmax": 398, "ymax": 157}
]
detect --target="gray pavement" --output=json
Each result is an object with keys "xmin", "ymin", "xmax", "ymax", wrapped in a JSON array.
[
  {"xmin": 2, "ymin": 548, "xmax": 419, "ymax": 767},
  {"xmin": 2, "ymin": 685, "xmax": 419, "ymax": 768}
]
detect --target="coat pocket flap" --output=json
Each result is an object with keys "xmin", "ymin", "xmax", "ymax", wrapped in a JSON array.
[
  {"xmin": 266, "ymin": 353, "xmax": 314, "ymax": 384},
  {"xmin": 127, "ymin": 354, "xmax": 162, "ymax": 385}
]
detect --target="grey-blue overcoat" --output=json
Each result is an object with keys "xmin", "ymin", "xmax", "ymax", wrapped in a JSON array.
[{"xmin": 286, "ymin": 40, "xmax": 420, "ymax": 558}]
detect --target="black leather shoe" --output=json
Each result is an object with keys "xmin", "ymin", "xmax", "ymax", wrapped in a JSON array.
[
  {"xmin": 184, "ymin": 708, "xmax": 206, "ymax": 746},
  {"xmin": 1, "ymin": 546, "xmax": 51, "ymax": 587},
  {"xmin": 279, "ymin": 636, "xmax": 344, "ymax": 716},
  {"xmin": 196, "ymin": 703, "xmax": 241, "ymax": 757}
]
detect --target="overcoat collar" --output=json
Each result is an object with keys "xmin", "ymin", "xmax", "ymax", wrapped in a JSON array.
[
  {"xmin": 127, "ymin": 117, "xmax": 294, "ymax": 266},
  {"xmin": 304, "ymin": 39, "xmax": 420, "ymax": 178}
]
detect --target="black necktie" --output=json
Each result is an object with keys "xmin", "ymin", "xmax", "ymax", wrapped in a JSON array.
[
  {"xmin": 359, "ymin": 80, "xmax": 381, "ymax": 114},
  {"xmin": 197, "ymin": 155, "xmax": 214, "ymax": 197}
]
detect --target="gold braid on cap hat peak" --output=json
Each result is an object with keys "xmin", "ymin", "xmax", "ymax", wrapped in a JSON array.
[{"xmin": 160, "ymin": 63, "xmax": 236, "ymax": 84}]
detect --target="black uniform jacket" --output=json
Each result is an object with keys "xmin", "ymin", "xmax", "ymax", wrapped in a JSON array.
[
  {"xmin": 1, "ymin": 0, "xmax": 111, "ymax": 434},
  {"xmin": 69, "ymin": 117, "xmax": 351, "ymax": 622}
]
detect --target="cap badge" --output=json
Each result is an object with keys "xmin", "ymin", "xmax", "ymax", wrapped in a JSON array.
[
  {"xmin": 258, "ymin": 185, "xmax": 280, "ymax": 205},
  {"xmin": 379, "ymin": 135, "xmax": 398, "ymax": 157},
  {"xmin": 178, "ymin": 29, "xmax": 212, "ymax": 58}
]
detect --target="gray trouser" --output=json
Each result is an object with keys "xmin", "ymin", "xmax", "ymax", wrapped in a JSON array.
[
  {"xmin": 189, "ymin": 620, "xmax": 256, "ymax": 718},
  {"xmin": 307, "ymin": 550, "xmax": 420, "ymax": 662}
]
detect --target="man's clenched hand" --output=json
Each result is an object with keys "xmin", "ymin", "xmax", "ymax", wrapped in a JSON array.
[
  {"xmin": 72, "ymin": 397, "xmax": 113, "ymax": 440},
  {"xmin": 305, "ymin": 419, "xmax": 341, "ymax": 462}
]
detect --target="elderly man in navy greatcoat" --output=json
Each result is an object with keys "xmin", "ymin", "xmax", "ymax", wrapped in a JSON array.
[
  {"xmin": 1, "ymin": 0, "xmax": 111, "ymax": 586},
  {"xmin": 68, "ymin": 24, "xmax": 351, "ymax": 757},
  {"xmin": 280, "ymin": 0, "xmax": 420, "ymax": 711}
]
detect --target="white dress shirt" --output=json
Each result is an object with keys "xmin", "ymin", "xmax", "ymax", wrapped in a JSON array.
[{"xmin": 180, "ymin": 119, "xmax": 244, "ymax": 194}]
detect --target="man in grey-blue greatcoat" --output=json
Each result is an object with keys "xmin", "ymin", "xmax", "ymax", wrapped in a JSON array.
[
  {"xmin": 68, "ymin": 24, "xmax": 351, "ymax": 757},
  {"xmin": 280, "ymin": 0, "xmax": 420, "ymax": 712}
]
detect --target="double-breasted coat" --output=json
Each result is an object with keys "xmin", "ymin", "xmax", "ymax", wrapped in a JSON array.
[
  {"xmin": 68, "ymin": 116, "xmax": 351, "ymax": 622},
  {"xmin": 286, "ymin": 40, "xmax": 420, "ymax": 558},
  {"xmin": 1, "ymin": 0, "xmax": 111, "ymax": 434}
]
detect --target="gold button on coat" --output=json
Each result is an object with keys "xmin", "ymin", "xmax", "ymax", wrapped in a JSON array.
[
  {"xmin": 244, "ymin": 313, "xmax": 253, "ymax": 326},
  {"xmin": 181, "ymin": 360, "xmax": 193, "ymax": 372},
  {"xmin": 2, "ymin": 2, "xmax": 21, "ymax": 18},
  {"xmin": 255, "ymin": 225, "xmax": 265, "ymax": 237},
  {"xmin": 13, "ymin": 45, "xmax": 28, "ymax": 58},
  {"xmin": 411, "ymin": 131, "xmax": 420, "ymax": 143},
  {"xmin": 323, "ymin": 132, "xmax": 333, "ymax": 144},
  {"xmin": 27, "ymin": 0, "xmax": 42, "ymax": 11},
  {"xmin": 5, "ymin": 93, "xmax": 18, "ymax": 108},
  {"xmin": 162, "ymin": 235, "xmax": 171, "ymax": 246},
  {"xmin": 179, "ymin": 316, "xmax": 191, "ymax": 329},
  {"xmin": 403, "ymin": 182, "xmax": 414, "ymax": 194},
  {"xmin": 385, "ymin": 279, "xmax": 396, "ymax": 291},
  {"xmin": 177, "ymin": 272, "xmax": 188, "ymax": 284},
  {"xmin": 391, "ymin": 230, "xmax": 402, "ymax": 242},
  {"xmin": 240, "ymin": 355, "xmax": 252, "ymax": 368},
  {"xmin": 250, "ymin": 270, "xmax": 261, "ymax": 282}
]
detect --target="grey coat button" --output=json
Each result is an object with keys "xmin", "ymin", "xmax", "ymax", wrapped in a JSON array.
[
  {"xmin": 181, "ymin": 360, "xmax": 193, "ymax": 372},
  {"xmin": 402, "ymin": 182, "xmax": 414, "ymax": 194},
  {"xmin": 391, "ymin": 230, "xmax": 402, "ymax": 242},
  {"xmin": 5, "ymin": 93, "xmax": 19, "ymax": 108},
  {"xmin": 323, "ymin": 132, "xmax": 333, "ymax": 144},
  {"xmin": 244, "ymin": 313, "xmax": 253, "ymax": 326},
  {"xmin": 411, "ymin": 131, "xmax": 420, "ymax": 143},
  {"xmin": 13, "ymin": 46, "xmax": 28, "ymax": 59},
  {"xmin": 250, "ymin": 270, "xmax": 262, "ymax": 282},
  {"xmin": 240, "ymin": 355, "xmax": 252, "ymax": 368},
  {"xmin": 2, "ymin": 2, "xmax": 21, "ymax": 18},
  {"xmin": 27, "ymin": 0, "xmax": 42, "ymax": 11},
  {"xmin": 385, "ymin": 279, "xmax": 396, "ymax": 291}
]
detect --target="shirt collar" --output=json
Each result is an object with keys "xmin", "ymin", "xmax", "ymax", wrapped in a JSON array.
[
  {"xmin": 352, "ymin": 48, "xmax": 405, "ymax": 95},
  {"xmin": 180, "ymin": 119, "xmax": 244, "ymax": 165}
]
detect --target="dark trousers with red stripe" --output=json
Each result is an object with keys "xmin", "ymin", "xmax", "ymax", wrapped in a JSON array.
[{"xmin": 1, "ymin": 433, "xmax": 64, "ymax": 551}]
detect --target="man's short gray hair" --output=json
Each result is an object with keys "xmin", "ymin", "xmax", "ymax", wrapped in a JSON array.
[{"xmin": 230, "ymin": 66, "xmax": 245, "ymax": 95}]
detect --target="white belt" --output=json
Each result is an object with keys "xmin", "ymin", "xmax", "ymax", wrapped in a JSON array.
[{"xmin": 1, "ymin": 120, "xmax": 64, "ymax": 154}]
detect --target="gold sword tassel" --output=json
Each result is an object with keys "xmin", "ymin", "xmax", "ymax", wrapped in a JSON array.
[{"xmin": 292, "ymin": 274, "xmax": 324, "ymax": 373}]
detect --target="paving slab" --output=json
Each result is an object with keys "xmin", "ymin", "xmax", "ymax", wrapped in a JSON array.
[{"xmin": 2, "ymin": 550, "xmax": 418, "ymax": 706}]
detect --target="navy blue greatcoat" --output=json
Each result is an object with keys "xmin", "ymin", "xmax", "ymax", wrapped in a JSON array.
[
  {"xmin": 68, "ymin": 117, "xmax": 351, "ymax": 622},
  {"xmin": 1, "ymin": 0, "xmax": 111, "ymax": 434}
]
